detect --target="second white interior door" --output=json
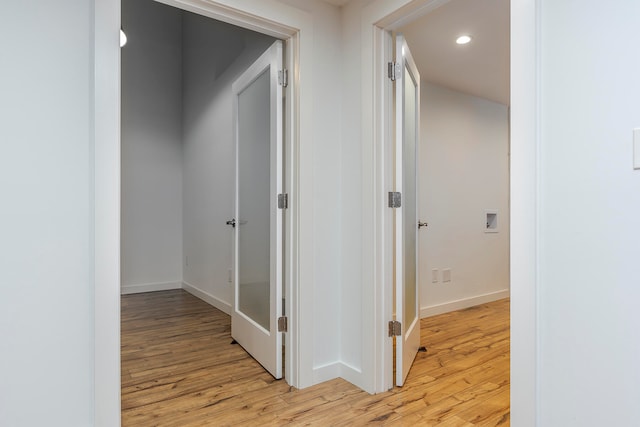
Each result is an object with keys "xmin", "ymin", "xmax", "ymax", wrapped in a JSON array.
[{"xmin": 394, "ymin": 33, "xmax": 421, "ymax": 387}]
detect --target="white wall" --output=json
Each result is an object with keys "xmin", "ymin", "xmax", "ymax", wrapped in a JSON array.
[
  {"xmin": 181, "ymin": 14, "xmax": 275, "ymax": 312},
  {"xmin": 274, "ymin": 0, "xmax": 345, "ymax": 382},
  {"xmin": 538, "ymin": 1, "xmax": 640, "ymax": 424},
  {"xmin": 419, "ymin": 82, "xmax": 510, "ymax": 316},
  {"xmin": 339, "ymin": 0, "xmax": 370, "ymax": 382},
  {"xmin": 0, "ymin": 0, "xmax": 95, "ymax": 425},
  {"xmin": 509, "ymin": 0, "xmax": 537, "ymax": 423},
  {"xmin": 121, "ymin": 0, "xmax": 184, "ymax": 293}
]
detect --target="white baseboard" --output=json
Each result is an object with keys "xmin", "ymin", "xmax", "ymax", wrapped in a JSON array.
[
  {"xmin": 182, "ymin": 281, "xmax": 231, "ymax": 315},
  {"xmin": 420, "ymin": 289, "xmax": 510, "ymax": 318},
  {"xmin": 313, "ymin": 362, "xmax": 341, "ymax": 384},
  {"xmin": 312, "ymin": 361, "xmax": 362, "ymax": 387},
  {"xmin": 338, "ymin": 362, "xmax": 363, "ymax": 389},
  {"xmin": 120, "ymin": 281, "xmax": 182, "ymax": 295}
]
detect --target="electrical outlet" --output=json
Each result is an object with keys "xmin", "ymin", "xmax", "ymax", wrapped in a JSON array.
[
  {"xmin": 431, "ymin": 269, "xmax": 439, "ymax": 283},
  {"xmin": 443, "ymin": 268, "xmax": 451, "ymax": 283},
  {"xmin": 228, "ymin": 269, "xmax": 233, "ymax": 283}
]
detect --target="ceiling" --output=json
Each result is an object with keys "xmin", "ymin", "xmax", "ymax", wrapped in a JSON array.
[
  {"xmin": 321, "ymin": 0, "xmax": 352, "ymax": 6},
  {"xmin": 399, "ymin": 0, "xmax": 510, "ymax": 105}
]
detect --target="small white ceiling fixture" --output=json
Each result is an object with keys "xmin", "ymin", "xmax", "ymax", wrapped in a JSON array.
[
  {"xmin": 120, "ymin": 29, "xmax": 127, "ymax": 47},
  {"xmin": 456, "ymin": 35, "xmax": 472, "ymax": 45}
]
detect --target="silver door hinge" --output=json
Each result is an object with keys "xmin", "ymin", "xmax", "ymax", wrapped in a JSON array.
[
  {"xmin": 388, "ymin": 320, "xmax": 401, "ymax": 337},
  {"xmin": 388, "ymin": 61, "xmax": 401, "ymax": 81},
  {"xmin": 278, "ymin": 316, "xmax": 288, "ymax": 332},
  {"xmin": 388, "ymin": 191, "xmax": 401, "ymax": 208},
  {"xmin": 278, "ymin": 69, "xmax": 289, "ymax": 87},
  {"xmin": 278, "ymin": 193, "xmax": 288, "ymax": 209}
]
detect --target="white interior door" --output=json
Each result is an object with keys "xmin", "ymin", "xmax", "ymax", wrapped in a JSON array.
[
  {"xmin": 231, "ymin": 40, "xmax": 284, "ymax": 379},
  {"xmin": 394, "ymin": 33, "xmax": 421, "ymax": 387}
]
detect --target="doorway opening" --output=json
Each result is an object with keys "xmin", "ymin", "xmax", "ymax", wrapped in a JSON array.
[
  {"xmin": 120, "ymin": 0, "xmax": 296, "ymax": 419},
  {"xmin": 381, "ymin": 0, "xmax": 511, "ymax": 391}
]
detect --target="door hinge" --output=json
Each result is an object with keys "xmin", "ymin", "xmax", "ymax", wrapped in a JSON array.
[
  {"xmin": 388, "ymin": 320, "xmax": 401, "ymax": 337},
  {"xmin": 278, "ymin": 316, "xmax": 288, "ymax": 332},
  {"xmin": 388, "ymin": 61, "xmax": 401, "ymax": 81},
  {"xmin": 278, "ymin": 193, "xmax": 288, "ymax": 209},
  {"xmin": 388, "ymin": 191, "xmax": 401, "ymax": 208},
  {"xmin": 278, "ymin": 69, "xmax": 289, "ymax": 87}
]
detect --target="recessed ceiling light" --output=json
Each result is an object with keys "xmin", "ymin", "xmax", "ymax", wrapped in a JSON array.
[
  {"xmin": 120, "ymin": 28, "xmax": 127, "ymax": 47},
  {"xmin": 456, "ymin": 35, "xmax": 472, "ymax": 45}
]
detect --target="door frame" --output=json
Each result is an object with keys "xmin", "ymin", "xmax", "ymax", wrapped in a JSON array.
[
  {"xmin": 95, "ymin": 0, "xmax": 316, "ymax": 424},
  {"xmin": 362, "ymin": 0, "xmax": 537, "ymax": 424}
]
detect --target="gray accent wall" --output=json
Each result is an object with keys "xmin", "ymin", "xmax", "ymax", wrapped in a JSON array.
[{"xmin": 121, "ymin": 0, "xmax": 184, "ymax": 293}]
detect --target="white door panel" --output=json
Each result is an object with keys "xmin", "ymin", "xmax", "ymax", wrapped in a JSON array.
[
  {"xmin": 394, "ymin": 33, "xmax": 421, "ymax": 387},
  {"xmin": 231, "ymin": 40, "xmax": 284, "ymax": 379}
]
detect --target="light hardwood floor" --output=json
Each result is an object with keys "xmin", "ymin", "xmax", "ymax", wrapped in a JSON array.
[{"xmin": 122, "ymin": 290, "xmax": 509, "ymax": 426}]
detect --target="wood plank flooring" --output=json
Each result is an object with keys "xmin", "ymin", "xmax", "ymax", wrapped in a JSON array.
[{"xmin": 121, "ymin": 290, "xmax": 509, "ymax": 426}]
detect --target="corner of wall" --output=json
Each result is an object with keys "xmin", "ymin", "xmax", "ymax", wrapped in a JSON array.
[
  {"xmin": 182, "ymin": 281, "xmax": 231, "ymax": 315},
  {"xmin": 120, "ymin": 281, "xmax": 183, "ymax": 295}
]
